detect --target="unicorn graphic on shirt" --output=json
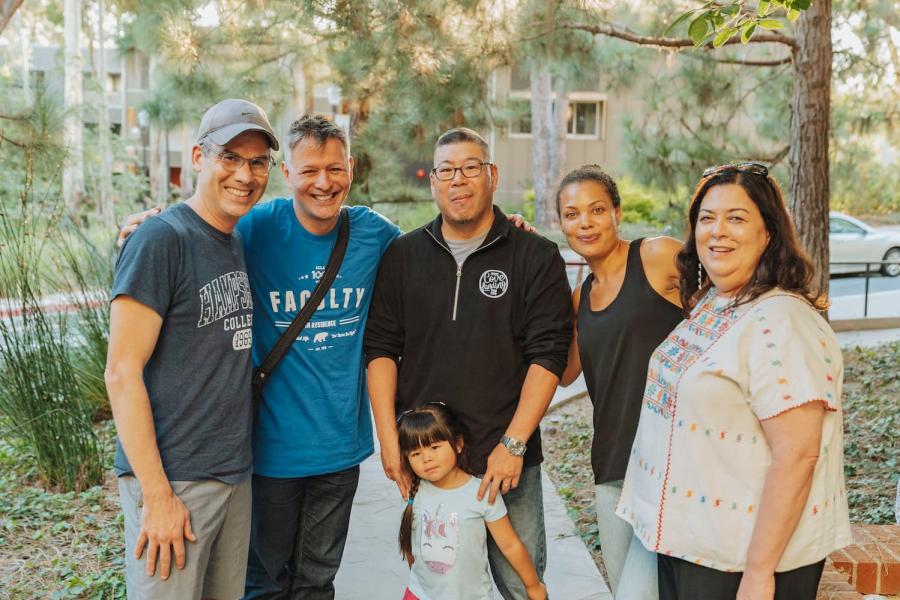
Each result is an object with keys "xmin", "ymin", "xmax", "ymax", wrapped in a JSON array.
[{"xmin": 420, "ymin": 504, "xmax": 459, "ymax": 575}]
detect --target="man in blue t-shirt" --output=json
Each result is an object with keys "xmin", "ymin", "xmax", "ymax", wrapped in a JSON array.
[{"xmin": 237, "ymin": 116, "xmax": 400, "ymax": 599}]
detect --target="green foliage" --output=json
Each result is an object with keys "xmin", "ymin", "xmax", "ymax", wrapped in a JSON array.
[
  {"xmin": 830, "ymin": 141, "xmax": 900, "ymax": 217},
  {"xmin": 841, "ymin": 342, "xmax": 900, "ymax": 524},
  {"xmin": 666, "ymin": 0, "xmax": 809, "ymax": 47},
  {"xmin": 0, "ymin": 423, "xmax": 125, "ymax": 598},
  {"xmin": 620, "ymin": 52, "xmax": 792, "ymax": 194},
  {"xmin": 48, "ymin": 223, "xmax": 115, "ymax": 420},
  {"xmin": 0, "ymin": 149, "xmax": 104, "ymax": 493},
  {"xmin": 372, "ymin": 198, "xmax": 438, "ymax": 233},
  {"xmin": 616, "ymin": 176, "xmax": 683, "ymax": 229},
  {"xmin": 518, "ymin": 188, "xmax": 537, "ymax": 226}
]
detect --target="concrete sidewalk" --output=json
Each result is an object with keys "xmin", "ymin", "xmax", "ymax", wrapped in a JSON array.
[{"xmin": 335, "ymin": 379, "xmax": 609, "ymax": 600}]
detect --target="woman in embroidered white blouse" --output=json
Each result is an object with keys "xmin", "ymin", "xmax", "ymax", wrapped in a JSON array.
[{"xmin": 616, "ymin": 163, "xmax": 852, "ymax": 600}]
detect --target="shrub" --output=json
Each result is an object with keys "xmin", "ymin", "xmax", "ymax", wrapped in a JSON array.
[{"xmin": 0, "ymin": 151, "xmax": 104, "ymax": 492}]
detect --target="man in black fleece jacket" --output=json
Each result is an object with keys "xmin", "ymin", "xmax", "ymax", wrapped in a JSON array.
[{"xmin": 364, "ymin": 127, "xmax": 573, "ymax": 599}]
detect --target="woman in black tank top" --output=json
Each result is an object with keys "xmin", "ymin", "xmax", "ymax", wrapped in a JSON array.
[{"xmin": 556, "ymin": 165, "xmax": 683, "ymax": 599}]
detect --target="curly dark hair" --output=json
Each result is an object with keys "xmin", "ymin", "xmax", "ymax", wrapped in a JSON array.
[
  {"xmin": 676, "ymin": 169, "xmax": 826, "ymax": 315},
  {"xmin": 555, "ymin": 164, "xmax": 621, "ymax": 215}
]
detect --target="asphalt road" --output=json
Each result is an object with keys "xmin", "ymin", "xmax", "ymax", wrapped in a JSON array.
[{"xmin": 830, "ymin": 273, "xmax": 900, "ymax": 297}]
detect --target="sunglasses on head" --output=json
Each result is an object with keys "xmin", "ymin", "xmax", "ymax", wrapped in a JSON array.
[
  {"xmin": 702, "ymin": 162, "xmax": 769, "ymax": 179},
  {"xmin": 396, "ymin": 401, "xmax": 448, "ymax": 423}
]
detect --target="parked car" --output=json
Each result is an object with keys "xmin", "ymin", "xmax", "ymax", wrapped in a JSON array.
[{"xmin": 830, "ymin": 211, "xmax": 900, "ymax": 277}]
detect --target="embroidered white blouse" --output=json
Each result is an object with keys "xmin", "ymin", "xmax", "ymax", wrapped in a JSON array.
[{"xmin": 616, "ymin": 288, "xmax": 852, "ymax": 572}]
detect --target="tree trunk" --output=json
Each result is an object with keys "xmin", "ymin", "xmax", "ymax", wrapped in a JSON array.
[
  {"xmin": 788, "ymin": 0, "xmax": 832, "ymax": 300},
  {"xmin": 97, "ymin": 0, "xmax": 115, "ymax": 226},
  {"xmin": 547, "ymin": 78, "xmax": 568, "ymax": 231},
  {"xmin": 148, "ymin": 56, "xmax": 160, "ymax": 205},
  {"xmin": 530, "ymin": 59, "xmax": 553, "ymax": 230},
  {"xmin": 157, "ymin": 128, "xmax": 169, "ymax": 205},
  {"xmin": 0, "ymin": 0, "xmax": 24, "ymax": 34},
  {"xmin": 18, "ymin": 14, "xmax": 31, "ymax": 105},
  {"xmin": 180, "ymin": 123, "xmax": 194, "ymax": 199},
  {"xmin": 63, "ymin": 0, "xmax": 85, "ymax": 213}
]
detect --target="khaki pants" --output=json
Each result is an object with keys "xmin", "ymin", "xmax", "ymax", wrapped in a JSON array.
[{"xmin": 119, "ymin": 476, "xmax": 252, "ymax": 600}]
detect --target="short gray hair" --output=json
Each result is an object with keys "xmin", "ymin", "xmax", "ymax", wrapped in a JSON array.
[{"xmin": 283, "ymin": 115, "xmax": 349, "ymax": 158}]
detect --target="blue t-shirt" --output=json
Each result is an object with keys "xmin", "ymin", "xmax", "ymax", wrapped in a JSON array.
[{"xmin": 237, "ymin": 200, "xmax": 400, "ymax": 477}]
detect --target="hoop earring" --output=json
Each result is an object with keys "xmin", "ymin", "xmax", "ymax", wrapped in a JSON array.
[{"xmin": 697, "ymin": 262, "xmax": 704, "ymax": 289}]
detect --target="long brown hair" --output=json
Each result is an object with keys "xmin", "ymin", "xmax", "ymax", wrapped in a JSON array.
[
  {"xmin": 396, "ymin": 403, "xmax": 470, "ymax": 564},
  {"xmin": 676, "ymin": 169, "xmax": 826, "ymax": 315}
]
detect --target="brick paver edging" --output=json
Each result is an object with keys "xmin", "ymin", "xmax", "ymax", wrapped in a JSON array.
[{"xmin": 829, "ymin": 524, "xmax": 900, "ymax": 596}]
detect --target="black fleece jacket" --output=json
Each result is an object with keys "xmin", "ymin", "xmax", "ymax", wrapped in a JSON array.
[{"xmin": 363, "ymin": 206, "xmax": 573, "ymax": 473}]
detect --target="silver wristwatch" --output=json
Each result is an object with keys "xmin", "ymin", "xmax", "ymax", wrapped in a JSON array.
[{"xmin": 500, "ymin": 435, "xmax": 527, "ymax": 457}]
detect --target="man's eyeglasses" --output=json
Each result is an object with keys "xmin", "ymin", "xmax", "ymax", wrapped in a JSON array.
[
  {"xmin": 702, "ymin": 162, "xmax": 769, "ymax": 179},
  {"xmin": 396, "ymin": 401, "xmax": 448, "ymax": 423},
  {"xmin": 206, "ymin": 145, "xmax": 275, "ymax": 177},
  {"xmin": 431, "ymin": 162, "xmax": 492, "ymax": 181}
]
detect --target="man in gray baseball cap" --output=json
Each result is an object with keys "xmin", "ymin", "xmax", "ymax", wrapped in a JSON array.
[
  {"xmin": 106, "ymin": 98, "xmax": 277, "ymax": 598},
  {"xmin": 197, "ymin": 98, "xmax": 280, "ymax": 151}
]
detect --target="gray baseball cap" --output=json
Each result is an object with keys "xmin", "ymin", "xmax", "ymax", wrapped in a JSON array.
[{"xmin": 196, "ymin": 99, "xmax": 279, "ymax": 151}]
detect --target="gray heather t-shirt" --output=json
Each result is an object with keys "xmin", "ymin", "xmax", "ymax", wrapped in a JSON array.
[
  {"xmin": 445, "ymin": 231, "xmax": 488, "ymax": 266},
  {"xmin": 111, "ymin": 202, "xmax": 254, "ymax": 483}
]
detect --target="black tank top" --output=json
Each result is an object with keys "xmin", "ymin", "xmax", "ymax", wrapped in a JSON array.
[{"xmin": 577, "ymin": 238, "xmax": 683, "ymax": 484}]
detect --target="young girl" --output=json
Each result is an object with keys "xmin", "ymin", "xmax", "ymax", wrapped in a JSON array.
[{"xmin": 397, "ymin": 403, "xmax": 547, "ymax": 600}]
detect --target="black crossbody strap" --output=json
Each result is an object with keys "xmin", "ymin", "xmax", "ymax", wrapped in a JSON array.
[{"xmin": 252, "ymin": 207, "xmax": 350, "ymax": 394}]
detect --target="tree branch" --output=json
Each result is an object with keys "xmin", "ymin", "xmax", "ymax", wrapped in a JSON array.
[
  {"xmin": 0, "ymin": 0, "xmax": 24, "ymax": 35},
  {"xmin": 704, "ymin": 55, "xmax": 792, "ymax": 66},
  {"xmin": 0, "ymin": 131, "xmax": 27, "ymax": 149},
  {"xmin": 562, "ymin": 21, "xmax": 797, "ymax": 51}
]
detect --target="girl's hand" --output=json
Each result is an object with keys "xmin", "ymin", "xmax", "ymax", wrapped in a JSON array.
[
  {"xmin": 526, "ymin": 582, "xmax": 547, "ymax": 600},
  {"xmin": 736, "ymin": 570, "xmax": 774, "ymax": 600}
]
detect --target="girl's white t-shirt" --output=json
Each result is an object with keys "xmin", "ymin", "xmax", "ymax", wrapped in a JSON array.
[
  {"xmin": 408, "ymin": 476, "xmax": 507, "ymax": 599},
  {"xmin": 617, "ymin": 289, "xmax": 853, "ymax": 572}
]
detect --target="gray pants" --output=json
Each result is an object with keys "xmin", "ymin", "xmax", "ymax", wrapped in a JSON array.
[
  {"xmin": 595, "ymin": 480, "xmax": 658, "ymax": 600},
  {"xmin": 486, "ymin": 465, "xmax": 547, "ymax": 599},
  {"xmin": 119, "ymin": 476, "xmax": 252, "ymax": 600}
]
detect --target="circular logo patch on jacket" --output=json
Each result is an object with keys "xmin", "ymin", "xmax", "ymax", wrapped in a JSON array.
[{"xmin": 479, "ymin": 270, "xmax": 509, "ymax": 298}]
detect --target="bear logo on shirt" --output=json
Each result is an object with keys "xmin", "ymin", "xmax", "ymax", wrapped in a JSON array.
[{"xmin": 479, "ymin": 270, "xmax": 508, "ymax": 298}]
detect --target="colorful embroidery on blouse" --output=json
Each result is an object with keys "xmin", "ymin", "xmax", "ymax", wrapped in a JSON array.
[{"xmin": 644, "ymin": 298, "xmax": 736, "ymax": 418}]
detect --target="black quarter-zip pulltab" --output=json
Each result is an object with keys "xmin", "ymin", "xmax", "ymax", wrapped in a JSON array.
[
  {"xmin": 452, "ymin": 265, "xmax": 462, "ymax": 321},
  {"xmin": 425, "ymin": 228, "xmax": 504, "ymax": 322}
]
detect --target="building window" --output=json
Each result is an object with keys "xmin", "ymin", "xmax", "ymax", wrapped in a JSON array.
[
  {"xmin": 508, "ymin": 99, "xmax": 605, "ymax": 139},
  {"xmin": 108, "ymin": 73, "xmax": 121, "ymax": 93},
  {"xmin": 568, "ymin": 101, "xmax": 600, "ymax": 137},
  {"xmin": 510, "ymin": 99, "xmax": 532, "ymax": 135},
  {"xmin": 510, "ymin": 64, "xmax": 530, "ymax": 91}
]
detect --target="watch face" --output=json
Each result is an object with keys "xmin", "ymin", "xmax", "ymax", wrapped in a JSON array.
[{"xmin": 503, "ymin": 436, "xmax": 526, "ymax": 456}]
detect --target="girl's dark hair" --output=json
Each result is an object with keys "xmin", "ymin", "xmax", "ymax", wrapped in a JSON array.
[
  {"xmin": 555, "ymin": 164, "xmax": 621, "ymax": 214},
  {"xmin": 396, "ymin": 403, "xmax": 470, "ymax": 564},
  {"xmin": 676, "ymin": 169, "xmax": 825, "ymax": 315}
]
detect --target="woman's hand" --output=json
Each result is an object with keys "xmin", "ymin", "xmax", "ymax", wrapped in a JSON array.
[{"xmin": 736, "ymin": 569, "xmax": 775, "ymax": 600}]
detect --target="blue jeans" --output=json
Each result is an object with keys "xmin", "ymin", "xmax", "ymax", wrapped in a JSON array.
[
  {"xmin": 486, "ymin": 464, "xmax": 547, "ymax": 599},
  {"xmin": 243, "ymin": 466, "xmax": 360, "ymax": 600},
  {"xmin": 595, "ymin": 480, "xmax": 658, "ymax": 600}
]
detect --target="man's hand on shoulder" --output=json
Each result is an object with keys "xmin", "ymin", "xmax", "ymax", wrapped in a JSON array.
[
  {"xmin": 117, "ymin": 207, "xmax": 162, "ymax": 248},
  {"xmin": 506, "ymin": 213, "xmax": 537, "ymax": 233},
  {"xmin": 135, "ymin": 484, "xmax": 196, "ymax": 580},
  {"xmin": 477, "ymin": 443, "xmax": 524, "ymax": 505}
]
